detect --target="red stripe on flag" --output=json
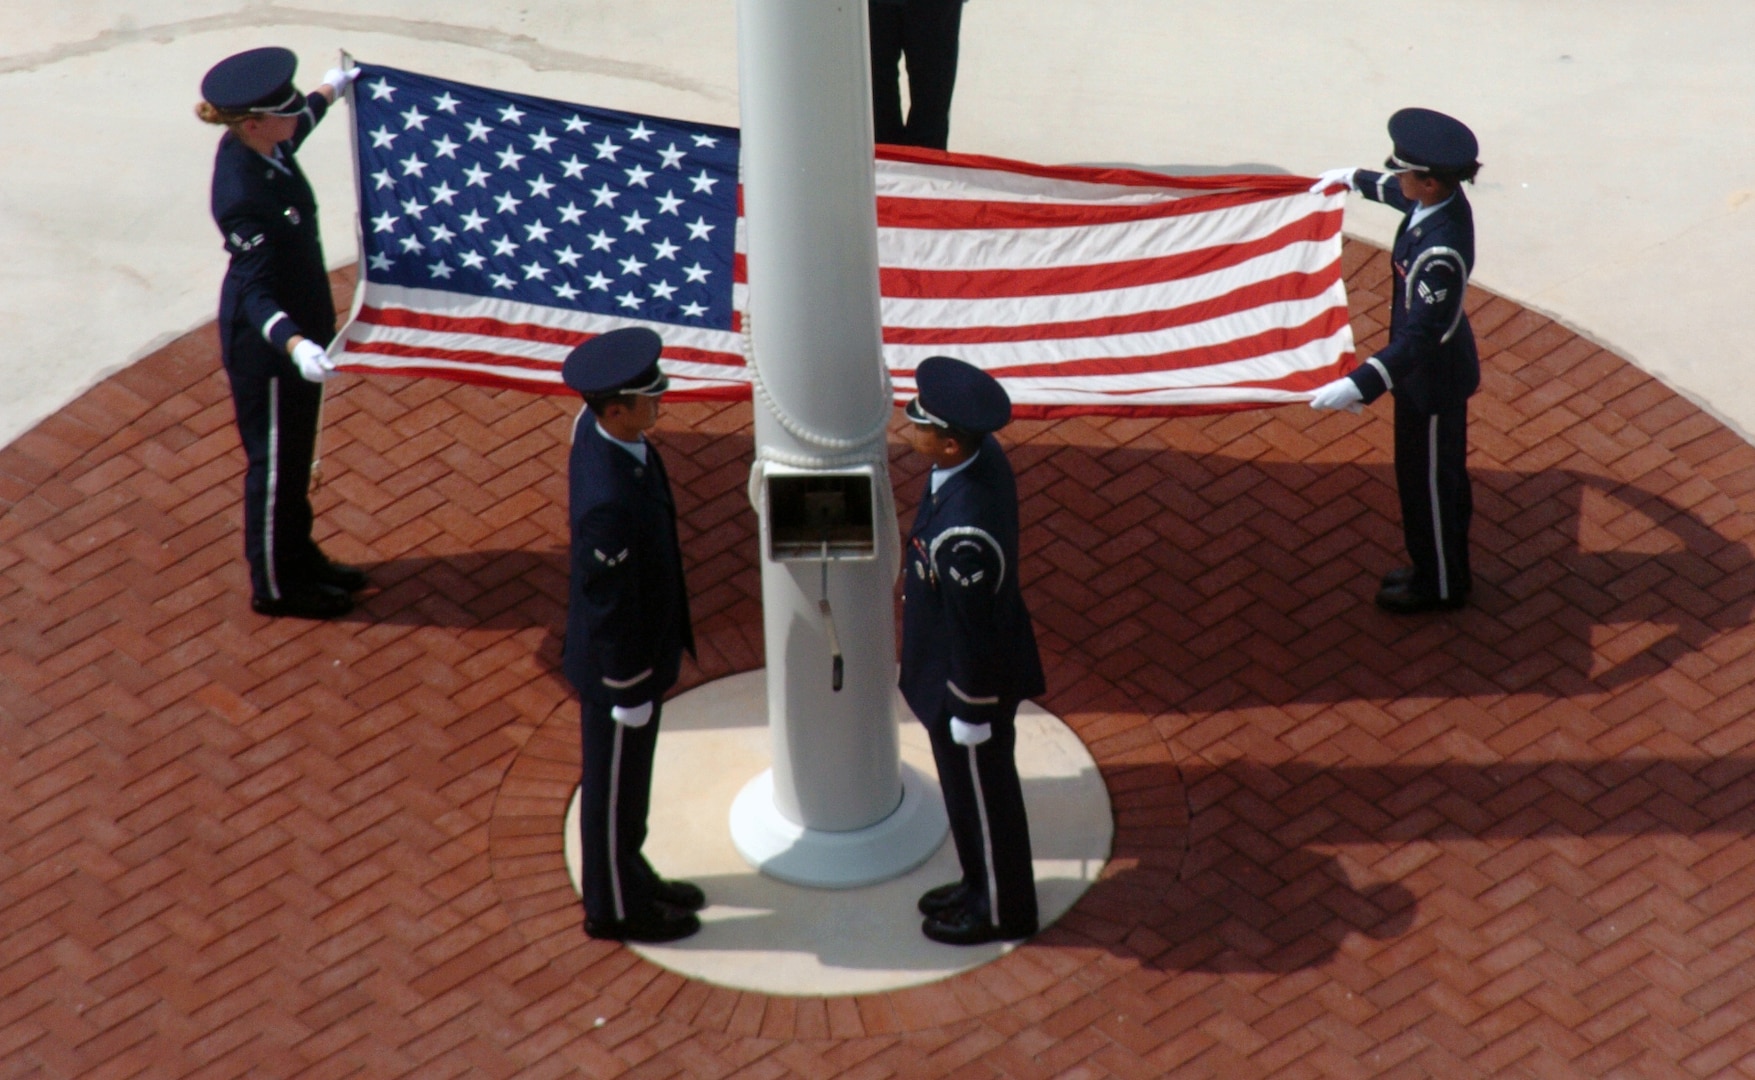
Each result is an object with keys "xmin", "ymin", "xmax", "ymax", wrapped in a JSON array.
[
  {"xmin": 875, "ymin": 186, "xmax": 1305, "ymax": 230},
  {"xmin": 875, "ymin": 144, "xmax": 1319, "ymax": 197},
  {"xmin": 903, "ymin": 306, "xmax": 1353, "ymax": 380},
  {"xmin": 882, "ymin": 267, "xmax": 1341, "ymax": 346},
  {"xmin": 878, "ymin": 211, "xmax": 1340, "ymax": 299},
  {"xmin": 352, "ymin": 308, "xmax": 748, "ymax": 369}
]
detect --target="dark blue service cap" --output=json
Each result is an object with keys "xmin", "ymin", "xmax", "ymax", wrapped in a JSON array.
[
  {"xmin": 906, "ymin": 356, "xmax": 1011, "ymax": 435},
  {"xmin": 201, "ymin": 47, "xmax": 304, "ymax": 116},
  {"xmin": 1386, "ymin": 107, "xmax": 1479, "ymax": 174},
  {"xmin": 562, "ymin": 327, "xmax": 669, "ymax": 396}
]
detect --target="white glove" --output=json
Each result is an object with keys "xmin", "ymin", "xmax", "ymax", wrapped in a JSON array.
[
  {"xmin": 949, "ymin": 717, "xmax": 992, "ymax": 747},
  {"xmin": 611, "ymin": 701, "xmax": 654, "ymax": 727},
  {"xmin": 290, "ymin": 339, "xmax": 336, "ymax": 383},
  {"xmin": 1309, "ymin": 376, "xmax": 1364, "ymax": 412},
  {"xmin": 1308, "ymin": 167, "xmax": 1357, "ymax": 195},
  {"xmin": 322, "ymin": 66, "xmax": 362, "ymax": 95}
]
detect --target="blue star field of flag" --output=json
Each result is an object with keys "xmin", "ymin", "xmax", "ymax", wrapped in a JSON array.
[{"xmin": 353, "ymin": 63, "xmax": 740, "ymax": 330}]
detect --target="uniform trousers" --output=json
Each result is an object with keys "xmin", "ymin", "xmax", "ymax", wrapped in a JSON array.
[
  {"xmin": 578, "ymin": 698, "xmax": 666, "ymax": 925},
  {"xmin": 868, "ymin": 0, "xmax": 963, "ymax": 150},
  {"xmin": 1393, "ymin": 400, "xmax": 1473, "ymax": 601},
  {"xmin": 925, "ymin": 705, "xmax": 1038, "ymax": 932},
  {"xmin": 225, "ymin": 368, "xmax": 325, "ymax": 602}
]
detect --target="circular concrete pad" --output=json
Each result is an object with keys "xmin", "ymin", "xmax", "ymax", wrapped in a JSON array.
[{"xmin": 564, "ymin": 669, "xmax": 1113, "ymax": 996}]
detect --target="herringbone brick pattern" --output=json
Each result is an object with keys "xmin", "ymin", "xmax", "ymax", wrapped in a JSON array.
[{"xmin": 6, "ymin": 244, "xmax": 1755, "ymax": 1077}]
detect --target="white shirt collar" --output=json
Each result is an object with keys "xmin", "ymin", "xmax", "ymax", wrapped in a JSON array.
[
  {"xmin": 596, "ymin": 422, "xmax": 648, "ymax": 464},
  {"xmin": 1408, "ymin": 192, "xmax": 1455, "ymax": 230},
  {"xmin": 930, "ymin": 449, "xmax": 980, "ymax": 494},
  {"xmin": 258, "ymin": 146, "xmax": 292, "ymax": 176}
]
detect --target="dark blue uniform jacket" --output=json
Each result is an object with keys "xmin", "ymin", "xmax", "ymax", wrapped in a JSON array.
[
  {"xmin": 212, "ymin": 91, "xmax": 335, "ymax": 371},
  {"xmin": 563, "ymin": 421, "xmax": 694, "ymax": 707},
  {"xmin": 901, "ymin": 436, "xmax": 1045, "ymax": 726},
  {"xmin": 1347, "ymin": 170, "xmax": 1480, "ymax": 415}
]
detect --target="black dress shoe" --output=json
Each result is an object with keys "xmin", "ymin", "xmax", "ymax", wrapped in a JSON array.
[
  {"xmin": 313, "ymin": 559, "xmax": 370, "ymax": 593},
  {"xmin": 651, "ymin": 878, "xmax": 706, "ymax": 912},
  {"xmin": 917, "ymin": 880, "xmax": 970, "ymax": 918},
  {"xmin": 252, "ymin": 584, "xmax": 353, "ymax": 620},
  {"xmin": 1374, "ymin": 580, "xmax": 1467, "ymax": 615},
  {"xmin": 1380, "ymin": 565, "xmax": 1415, "ymax": 589},
  {"xmin": 586, "ymin": 905, "xmax": 700, "ymax": 943},
  {"xmin": 921, "ymin": 908, "xmax": 1035, "ymax": 946}
]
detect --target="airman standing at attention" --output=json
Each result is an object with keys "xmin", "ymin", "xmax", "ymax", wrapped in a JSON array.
[
  {"xmin": 199, "ymin": 47, "xmax": 368, "ymax": 618},
  {"xmin": 562, "ymin": 327, "xmax": 704, "ymax": 943},
  {"xmin": 901, "ymin": 355, "xmax": 1044, "ymax": 946},
  {"xmin": 1309, "ymin": 108, "xmax": 1483, "ymax": 614}
]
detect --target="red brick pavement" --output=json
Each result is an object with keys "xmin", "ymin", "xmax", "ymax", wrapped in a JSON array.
[{"xmin": 6, "ymin": 243, "xmax": 1755, "ymax": 1077}]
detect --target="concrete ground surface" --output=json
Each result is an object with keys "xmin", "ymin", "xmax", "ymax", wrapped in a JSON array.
[
  {"xmin": 6, "ymin": 3, "xmax": 1755, "ymax": 1079},
  {"xmin": 3, "ymin": 3, "xmax": 1754, "ymax": 448}
]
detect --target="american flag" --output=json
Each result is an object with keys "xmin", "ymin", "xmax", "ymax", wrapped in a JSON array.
[{"xmin": 332, "ymin": 63, "xmax": 1355, "ymax": 417}]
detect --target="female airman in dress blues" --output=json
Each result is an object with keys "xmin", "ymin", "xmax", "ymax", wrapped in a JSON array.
[
  {"xmin": 901, "ymin": 356, "xmax": 1045, "ymax": 946},
  {"xmin": 561, "ymin": 327, "xmax": 704, "ymax": 944},
  {"xmin": 200, "ymin": 47, "xmax": 366, "ymax": 619},
  {"xmin": 1309, "ymin": 108, "xmax": 1482, "ymax": 614}
]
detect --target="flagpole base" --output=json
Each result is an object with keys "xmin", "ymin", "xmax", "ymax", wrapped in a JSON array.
[{"xmin": 729, "ymin": 763, "xmax": 948, "ymax": 889}]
